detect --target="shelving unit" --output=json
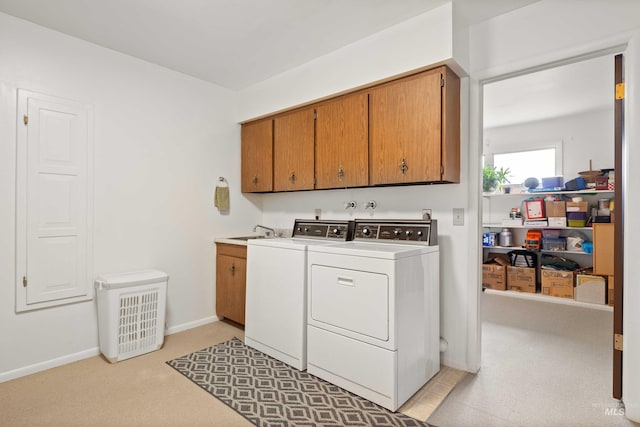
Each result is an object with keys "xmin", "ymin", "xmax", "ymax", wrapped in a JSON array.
[
  {"xmin": 482, "ymin": 188, "xmax": 614, "ymax": 311},
  {"xmin": 484, "ymin": 288, "xmax": 613, "ymax": 312}
]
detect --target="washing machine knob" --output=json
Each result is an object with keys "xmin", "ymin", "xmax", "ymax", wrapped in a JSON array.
[
  {"xmin": 332, "ymin": 228, "xmax": 341, "ymax": 235},
  {"xmin": 362, "ymin": 227, "xmax": 371, "ymax": 236},
  {"xmin": 405, "ymin": 230, "xmax": 412, "ymax": 237},
  {"xmin": 394, "ymin": 230, "xmax": 401, "ymax": 236}
]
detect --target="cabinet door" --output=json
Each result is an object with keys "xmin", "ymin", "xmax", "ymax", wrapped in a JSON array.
[
  {"xmin": 369, "ymin": 68, "xmax": 444, "ymax": 185},
  {"xmin": 216, "ymin": 254, "xmax": 247, "ymax": 325},
  {"xmin": 593, "ymin": 223, "xmax": 614, "ymax": 276},
  {"xmin": 241, "ymin": 119, "xmax": 273, "ymax": 193},
  {"xmin": 315, "ymin": 93, "xmax": 368, "ymax": 189},
  {"xmin": 273, "ymin": 108, "xmax": 315, "ymax": 191}
]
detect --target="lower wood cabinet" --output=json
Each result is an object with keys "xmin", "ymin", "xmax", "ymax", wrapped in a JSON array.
[{"xmin": 215, "ymin": 243, "xmax": 247, "ymax": 325}]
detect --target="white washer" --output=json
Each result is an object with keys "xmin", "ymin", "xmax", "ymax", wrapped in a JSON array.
[
  {"xmin": 245, "ymin": 219, "xmax": 352, "ymax": 370},
  {"xmin": 306, "ymin": 219, "xmax": 440, "ymax": 412}
]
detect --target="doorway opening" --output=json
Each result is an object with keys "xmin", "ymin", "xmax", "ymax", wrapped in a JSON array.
[{"xmin": 477, "ymin": 50, "xmax": 624, "ymax": 422}]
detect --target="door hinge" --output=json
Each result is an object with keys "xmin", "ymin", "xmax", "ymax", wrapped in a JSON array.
[
  {"xmin": 23, "ymin": 115, "xmax": 28, "ymax": 125},
  {"xmin": 440, "ymin": 75, "xmax": 445, "ymax": 87},
  {"xmin": 314, "ymin": 111, "xmax": 317, "ymax": 120},
  {"xmin": 615, "ymin": 83, "xmax": 625, "ymax": 100},
  {"xmin": 615, "ymin": 333, "xmax": 623, "ymax": 351},
  {"xmin": 22, "ymin": 276, "xmax": 27, "ymax": 287}
]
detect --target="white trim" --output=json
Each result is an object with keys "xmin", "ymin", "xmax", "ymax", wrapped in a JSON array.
[
  {"xmin": 0, "ymin": 316, "xmax": 222, "ymax": 382},
  {"xmin": 0, "ymin": 347, "xmax": 100, "ymax": 383},
  {"xmin": 165, "ymin": 315, "xmax": 220, "ymax": 335}
]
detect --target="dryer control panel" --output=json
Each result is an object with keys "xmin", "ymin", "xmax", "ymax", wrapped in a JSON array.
[
  {"xmin": 292, "ymin": 219, "xmax": 354, "ymax": 240},
  {"xmin": 353, "ymin": 220, "xmax": 438, "ymax": 245}
]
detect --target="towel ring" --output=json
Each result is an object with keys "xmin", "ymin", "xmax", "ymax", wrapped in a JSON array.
[{"xmin": 218, "ymin": 177, "xmax": 229, "ymax": 187}]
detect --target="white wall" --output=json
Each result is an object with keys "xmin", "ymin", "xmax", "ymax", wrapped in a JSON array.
[
  {"xmin": 236, "ymin": 3, "xmax": 458, "ymax": 121},
  {"xmin": 236, "ymin": 4, "xmax": 478, "ymax": 371},
  {"xmin": 470, "ymin": 0, "xmax": 640, "ymax": 421},
  {"xmin": 0, "ymin": 12, "xmax": 261, "ymax": 379},
  {"xmin": 484, "ymin": 108, "xmax": 615, "ymax": 180}
]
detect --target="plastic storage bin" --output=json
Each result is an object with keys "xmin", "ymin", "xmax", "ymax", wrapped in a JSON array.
[{"xmin": 95, "ymin": 269, "xmax": 169, "ymax": 363}]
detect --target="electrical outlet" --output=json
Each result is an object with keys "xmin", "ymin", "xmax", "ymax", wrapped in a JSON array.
[{"xmin": 452, "ymin": 208, "xmax": 464, "ymax": 226}]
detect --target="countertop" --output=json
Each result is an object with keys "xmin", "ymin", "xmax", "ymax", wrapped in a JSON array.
[{"xmin": 213, "ymin": 235, "xmax": 265, "ymax": 246}]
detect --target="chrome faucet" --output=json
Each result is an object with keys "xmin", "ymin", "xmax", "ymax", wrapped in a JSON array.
[{"xmin": 253, "ymin": 224, "xmax": 276, "ymax": 237}]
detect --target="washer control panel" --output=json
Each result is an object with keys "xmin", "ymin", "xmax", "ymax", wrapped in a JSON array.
[
  {"xmin": 353, "ymin": 220, "xmax": 437, "ymax": 245},
  {"xmin": 292, "ymin": 219, "xmax": 354, "ymax": 240}
]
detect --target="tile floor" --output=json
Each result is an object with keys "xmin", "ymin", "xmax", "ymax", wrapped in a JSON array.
[{"xmin": 428, "ymin": 292, "xmax": 639, "ymax": 427}]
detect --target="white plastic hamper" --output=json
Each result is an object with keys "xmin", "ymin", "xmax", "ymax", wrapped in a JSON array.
[{"xmin": 95, "ymin": 269, "xmax": 168, "ymax": 363}]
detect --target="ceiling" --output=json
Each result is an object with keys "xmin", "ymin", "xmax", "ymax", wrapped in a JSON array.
[
  {"xmin": 0, "ymin": 0, "xmax": 539, "ymax": 90},
  {"xmin": 484, "ymin": 54, "xmax": 614, "ymax": 129},
  {"xmin": 2, "ymin": 0, "xmax": 605, "ymax": 129}
]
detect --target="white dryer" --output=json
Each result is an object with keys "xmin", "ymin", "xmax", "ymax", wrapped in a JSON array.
[
  {"xmin": 306, "ymin": 219, "xmax": 440, "ymax": 411},
  {"xmin": 245, "ymin": 219, "xmax": 353, "ymax": 370}
]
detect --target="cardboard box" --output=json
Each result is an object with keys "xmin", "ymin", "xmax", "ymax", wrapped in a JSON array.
[
  {"xmin": 483, "ymin": 265, "xmax": 507, "ymax": 290},
  {"xmin": 566, "ymin": 201, "xmax": 589, "ymax": 212},
  {"xmin": 541, "ymin": 269, "xmax": 574, "ymax": 299},
  {"xmin": 545, "ymin": 201, "xmax": 566, "ymax": 218},
  {"xmin": 507, "ymin": 266, "xmax": 537, "ymax": 293},
  {"xmin": 548, "ymin": 217, "xmax": 567, "ymax": 227},
  {"xmin": 575, "ymin": 274, "xmax": 606, "ymax": 304},
  {"xmin": 483, "ymin": 253, "xmax": 510, "ymax": 291}
]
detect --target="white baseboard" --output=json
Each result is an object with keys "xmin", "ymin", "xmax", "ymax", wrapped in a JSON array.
[
  {"xmin": 0, "ymin": 347, "xmax": 100, "ymax": 383},
  {"xmin": 165, "ymin": 315, "xmax": 220, "ymax": 335},
  {"xmin": 0, "ymin": 315, "xmax": 221, "ymax": 383}
]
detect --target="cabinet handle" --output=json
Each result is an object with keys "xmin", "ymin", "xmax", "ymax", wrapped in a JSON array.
[
  {"xmin": 252, "ymin": 175, "xmax": 258, "ymax": 186},
  {"xmin": 399, "ymin": 157, "xmax": 408, "ymax": 176},
  {"xmin": 289, "ymin": 172, "xmax": 296, "ymax": 183},
  {"xmin": 337, "ymin": 166, "xmax": 344, "ymax": 182},
  {"xmin": 230, "ymin": 263, "xmax": 235, "ymax": 276}
]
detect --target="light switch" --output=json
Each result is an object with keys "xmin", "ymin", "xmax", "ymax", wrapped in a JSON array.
[{"xmin": 453, "ymin": 208, "xmax": 464, "ymax": 226}]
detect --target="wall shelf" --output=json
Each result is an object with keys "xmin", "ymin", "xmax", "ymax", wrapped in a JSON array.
[
  {"xmin": 483, "ymin": 223, "xmax": 594, "ymax": 230},
  {"xmin": 483, "ymin": 245, "xmax": 591, "ymax": 256},
  {"xmin": 483, "ymin": 288, "xmax": 612, "ymax": 312},
  {"xmin": 483, "ymin": 189, "xmax": 614, "ymax": 198}
]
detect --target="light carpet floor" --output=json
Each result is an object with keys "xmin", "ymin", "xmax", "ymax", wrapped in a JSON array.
[{"xmin": 0, "ymin": 321, "xmax": 462, "ymax": 427}]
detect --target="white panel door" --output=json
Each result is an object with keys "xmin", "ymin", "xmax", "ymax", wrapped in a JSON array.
[{"xmin": 16, "ymin": 89, "xmax": 93, "ymax": 311}]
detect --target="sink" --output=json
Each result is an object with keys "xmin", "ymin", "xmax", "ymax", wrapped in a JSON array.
[{"xmin": 229, "ymin": 235, "xmax": 267, "ymax": 241}]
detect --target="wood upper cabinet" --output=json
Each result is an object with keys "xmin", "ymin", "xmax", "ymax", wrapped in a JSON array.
[
  {"xmin": 369, "ymin": 66, "xmax": 460, "ymax": 185},
  {"xmin": 216, "ymin": 243, "xmax": 247, "ymax": 325},
  {"xmin": 241, "ymin": 119, "xmax": 273, "ymax": 193},
  {"xmin": 273, "ymin": 107, "xmax": 315, "ymax": 191},
  {"xmin": 315, "ymin": 92, "xmax": 369, "ymax": 189}
]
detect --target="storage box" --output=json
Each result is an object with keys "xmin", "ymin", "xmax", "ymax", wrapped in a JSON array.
[
  {"xmin": 541, "ymin": 269, "xmax": 574, "ymax": 299},
  {"xmin": 542, "ymin": 176, "xmax": 564, "ymax": 188},
  {"xmin": 501, "ymin": 218, "xmax": 523, "ymax": 227},
  {"xmin": 542, "ymin": 237, "xmax": 567, "ymax": 251},
  {"xmin": 548, "ymin": 217, "xmax": 567, "ymax": 227},
  {"xmin": 575, "ymin": 274, "xmax": 606, "ymax": 304},
  {"xmin": 608, "ymin": 275, "xmax": 614, "ymax": 306},
  {"xmin": 483, "ymin": 264, "xmax": 507, "ymax": 290},
  {"xmin": 566, "ymin": 202, "xmax": 589, "ymax": 212},
  {"xmin": 507, "ymin": 266, "xmax": 537, "ymax": 293},
  {"xmin": 545, "ymin": 201, "xmax": 566, "ymax": 218},
  {"xmin": 483, "ymin": 253, "xmax": 510, "ymax": 290}
]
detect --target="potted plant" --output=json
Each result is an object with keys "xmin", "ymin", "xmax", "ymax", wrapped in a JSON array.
[{"xmin": 483, "ymin": 164, "xmax": 511, "ymax": 193}]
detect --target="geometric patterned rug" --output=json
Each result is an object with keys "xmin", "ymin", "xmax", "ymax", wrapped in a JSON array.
[{"xmin": 167, "ymin": 337, "xmax": 433, "ymax": 427}]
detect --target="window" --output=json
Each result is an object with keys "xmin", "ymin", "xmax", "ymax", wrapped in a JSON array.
[{"xmin": 491, "ymin": 146, "xmax": 561, "ymax": 186}]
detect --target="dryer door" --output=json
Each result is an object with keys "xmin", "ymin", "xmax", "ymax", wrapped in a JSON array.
[{"xmin": 309, "ymin": 264, "xmax": 389, "ymax": 341}]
